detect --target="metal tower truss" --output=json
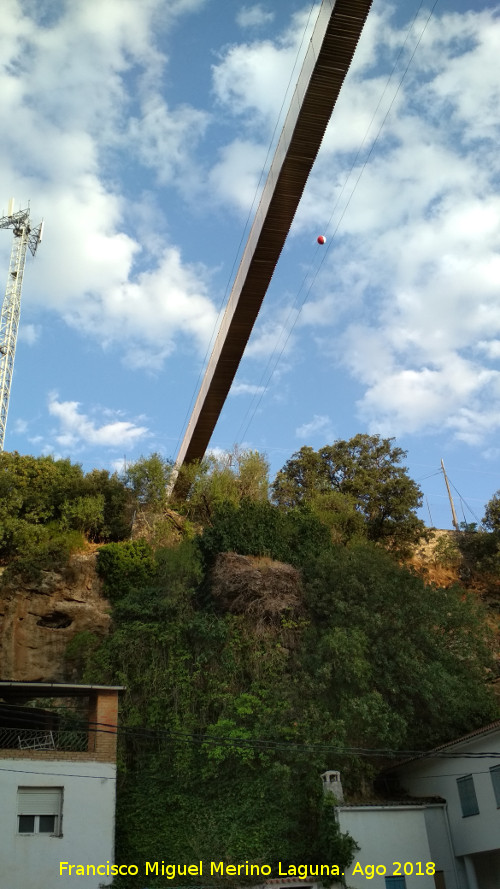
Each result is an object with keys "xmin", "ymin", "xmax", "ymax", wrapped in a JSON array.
[{"xmin": 0, "ymin": 204, "xmax": 43, "ymax": 451}]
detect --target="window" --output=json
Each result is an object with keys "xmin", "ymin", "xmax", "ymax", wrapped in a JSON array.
[
  {"xmin": 490, "ymin": 765, "xmax": 500, "ymax": 807},
  {"xmin": 385, "ymin": 878, "xmax": 406, "ymax": 889},
  {"xmin": 17, "ymin": 787, "xmax": 62, "ymax": 835},
  {"xmin": 457, "ymin": 775, "xmax": 479, "ymax": 817}
]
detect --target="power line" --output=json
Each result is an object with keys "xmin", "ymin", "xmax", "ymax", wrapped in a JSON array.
[
  {"xmin": 0, "ymin": 766, "xmax": 115, "ymax": 778},
  {"xmin": 235, "ymin": 0, "xmax": 441, "ymax": 445},
  {"xmin": 7, "ymin": 713, "xmax": 500, "ymax": 759},
  {"xmin": 173, "ymin": 4, "xmax": 317, "ymax": 459}
]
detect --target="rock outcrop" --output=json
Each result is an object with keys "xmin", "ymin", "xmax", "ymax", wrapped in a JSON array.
[
  {"xmin": 211, "ymin": 552, "xmax": 303, "ymax": 626},
  {"xmin": 0, "ymin": 553, "xmax": 111, "ymax": 681}
]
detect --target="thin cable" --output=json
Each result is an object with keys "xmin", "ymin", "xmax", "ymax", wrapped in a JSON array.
[
  {"xmin": 115, "ymin": 724, "xmax": 500, "ymax": 759},
  {"xmin": 173, "ymin": 3, "xmax": 317, "ymax": 457},
  {"xmin": 415, "ymin": 470, "xmax": 442, "ymax": 483},
  {"xmin": 5, "ymin": 717, "xmax": 500, "ymax": 759},
  {"xmin": 236, "ymin": 0, "xmax": 440, "ymax": 444},
  {"xmin": 234, "ymin": 0, "xmax": 430, "ymax": 438},
  {"xmin": 448, "ymin": 478, "xmax": 481, "ymax": 524},
  {"xmin": 0, "ymin": 766, "xmax": 116, "ymax": 778}
]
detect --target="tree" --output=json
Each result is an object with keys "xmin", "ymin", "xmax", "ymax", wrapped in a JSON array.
[
  {"xmin": 301, "ymin": 542, "xmax": 497, "ymax": 750},
  {"xmin": 483, "ymin": 491, "xmax": 500, "ymax": 533},
  {"xmin": 60, "ymin": 494, "xmax": 106, "ymax": 540},
  {"xmin": 272, "ymin": 434, "xmax": 425, "ymax": 550},
  {"xmin": 0, "ymin": 451, "xmax": 84, "ymax": 526},
  {"xmin": 0, "ymin": 453, "xmax": 132, "ymax": 579},
  {"xmin": 124, "ymin": 453, "xmax": 173, "ymax": 510},
  {"xmin": 174, "ymin": 447, "xmax": 270, "ymax": 523},
  {"xmin": 197, "ymin": 499, "xmax": 331, "ymax": 569}
]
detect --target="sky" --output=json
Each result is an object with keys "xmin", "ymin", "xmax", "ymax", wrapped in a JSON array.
[{"xmin": 1, "ymin": 0, "xmax": 499, "ymax": 530}]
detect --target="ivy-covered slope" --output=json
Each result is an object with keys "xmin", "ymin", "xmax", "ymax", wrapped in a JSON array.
[
  {"xmin": 1, "ymin": 448, "xmax": 500, "ymax": 886},
  {"xmin": 77, "ymin": 500, "xmax": 498, "ymax": 886}
]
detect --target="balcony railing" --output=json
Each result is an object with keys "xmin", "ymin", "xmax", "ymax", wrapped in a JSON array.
[{"xmin": 0, "ymin": 726, "xmax": 91, "ymax": 752}]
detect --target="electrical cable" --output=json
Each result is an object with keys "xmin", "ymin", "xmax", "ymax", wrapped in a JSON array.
[
  {"xmin": 0, "ymin": 766, "xmax": 116, "ymax": 779},
  {"xmin": 448, "ymin": 478, "xmax": 481, "ymax": 525},
  {"xmin": 235, "ymin": 0, "xmax": 441, "ymax": 446},
  {"xmin": 5, "ymin": 713, "xmax": 500, "ymax": 758},
  {"xmin": 172, "ymin": 3, "xmax": 317, "ymax": 459}
]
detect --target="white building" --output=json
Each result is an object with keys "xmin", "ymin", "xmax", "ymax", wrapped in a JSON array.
[
  {"xmin": 332, "ymin": 720, "xmax": 500, "ymax": 889},
  {"xmin": 0, "ymin": 681, "xmax": 123, "ymax": 889},
  {"xmin": 384, "ymin": 720, "xmax": 500, "ymax": 889},
  {"xmin": 337, "ymin": 801, "xmax": 452, "ymax": 889}
]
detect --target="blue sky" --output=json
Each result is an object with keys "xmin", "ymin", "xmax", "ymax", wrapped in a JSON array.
[{"xmin": 1, "ymin": 0, "xmax": 500, "ymax": 530}]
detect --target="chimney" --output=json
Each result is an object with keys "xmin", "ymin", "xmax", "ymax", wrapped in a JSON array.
[{"xmin": 321, "ymin": 770, "xmax": 344, "ymax": 803}]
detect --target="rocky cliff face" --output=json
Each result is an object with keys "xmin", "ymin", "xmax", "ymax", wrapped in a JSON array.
[{"xmin": 0, "ymin": 553, "xmax": 111, "ymax": 681}]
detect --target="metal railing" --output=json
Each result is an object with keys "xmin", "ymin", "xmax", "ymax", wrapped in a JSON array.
[{"xmin": 0, "ymin": 726, "xmax": 90, "ymax": 752}]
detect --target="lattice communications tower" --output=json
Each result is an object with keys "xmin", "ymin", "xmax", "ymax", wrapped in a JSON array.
[{"xmin": 0, "ymin": 199, "xmax": 43, "ymax": 450}]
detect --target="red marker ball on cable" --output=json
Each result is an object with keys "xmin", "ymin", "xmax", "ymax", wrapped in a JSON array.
[{"xmin": 317, "ymin": 235, "xmax": 326, "ymax": 245}]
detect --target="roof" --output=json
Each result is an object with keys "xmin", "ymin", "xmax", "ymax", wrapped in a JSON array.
[
  {"xmin": 337, "ymin": 797, "xmax": 446, "ymax": 808},
  {"xmin": 383, "ymin": 719, "xmax": 500, "ymax": 772},
  {"xmin": 0, "ymin": 681, "xmax": 125, "ymax": 699}
]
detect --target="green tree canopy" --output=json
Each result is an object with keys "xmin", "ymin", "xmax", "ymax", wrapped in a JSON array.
[
  {"xmin": 124, "ymin": 452, "xmax": 173, "ymax": 510},
  {"xmin": 0, "ymin": 452, "xmax": 131, "ymax": 576},
  {"xmin": 272, "ymin": 434, "xmax": 426, "ymax": 550},
  {"xmin": 174, "ymin": 447, "xmax": 270, "ymax": 523},
  {"xmin": 83, "ymin": 531, "xmax": 497, "ymax": 886},
  {"xmin": 197, "ymin": 498, "xmax": 331, "ymax": 569},
  {"xmin": 301, "ymin": 542, "xmax": 497, "ymax": 750},
  {"xmin": 483, "ymin": 490, "xmax": 500, "ymax": 533}
]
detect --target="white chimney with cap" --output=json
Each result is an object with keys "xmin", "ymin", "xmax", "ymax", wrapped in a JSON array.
[{"xmin": 321, "ymin": 770, "xmax": 344, "ymax": 802}]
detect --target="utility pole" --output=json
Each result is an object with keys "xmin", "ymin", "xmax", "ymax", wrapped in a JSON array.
[
  {"xmin": 441, "ymin": 459, "xmax": 460, "ymax": 532},
  {"xmin": 0, "ymin": 200, "xmax": 43, "ymax": 451}
]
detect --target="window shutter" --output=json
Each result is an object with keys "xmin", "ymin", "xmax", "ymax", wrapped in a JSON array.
[
  {"xmin": 17, "ymin": 788, "xmax": 62, "ymax": 815},
  {"xmin": 457, "ymin": 775, "xmax": 479, "ymax": 817}
]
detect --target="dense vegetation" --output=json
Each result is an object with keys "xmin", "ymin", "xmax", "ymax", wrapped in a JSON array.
[{"xmin": 1, "ymin": 441, "xmax": 499, "ymax": 886}]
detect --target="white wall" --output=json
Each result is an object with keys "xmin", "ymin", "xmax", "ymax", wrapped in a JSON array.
[
  {"xmin": 423, "ymin": 806, "xmax": 460, "ymax": 889},
  {"xmin": 0, "ymin": 758, "xmax": 116, "ymax": 889},
  {"xmin": 338, "ymin": 806, "xmax": 445, "ymax": 889},
  {"xmin": 394, "ymin": 730, "xmax": 500, "ymax": 858}
]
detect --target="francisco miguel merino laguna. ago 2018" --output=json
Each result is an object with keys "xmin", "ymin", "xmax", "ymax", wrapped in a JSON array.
[{"xmin": 59, "ymin": 860, "xmax": 344, "ymax": 878}]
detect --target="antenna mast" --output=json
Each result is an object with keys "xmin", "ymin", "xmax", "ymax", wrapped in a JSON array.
[{"xmin": 0, "ymin": 200, "xmax": 43, "ymax": 451}]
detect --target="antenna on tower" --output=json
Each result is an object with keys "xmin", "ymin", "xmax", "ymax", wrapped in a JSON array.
[{"xmin": 0, "ymin": 200, "xmax": 43, "ymax": 451}]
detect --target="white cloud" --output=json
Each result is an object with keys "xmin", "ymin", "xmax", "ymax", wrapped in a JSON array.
[
  {"xmin": 128, "ymin": 97, "xmax": 209, "ymax": 185},
  {"xmin": 285, "ymin": 5, "xmax": 500, "ymax": 446},
  {"xmin": 212, "ymin": 7, "xmax": 315, "ymax": 126},
  {"xmin": 230, "ymin": 382, "xmax": 265, "ymax": 396},
  {"xmin": 244, "ymin": 312, "xmax": 298, "ymax": 360},
  {"xmin": 18, "ymin": 324, "xmax": 40, "ymax": 345},
  {"xmin": 65, "ymin": 245, "xmax": 218, "ymax": 362},
  {"xmin": 295, "ymin": 414, "xmax": 333, "ymax": 441},
  {"xmin": 478, "ymin": 340, "xmax": 500, "ymax": 360},
  {"xmin": 13, "ymin": 419, "xmax": 28, "ymax": 435},
  {"xmin": 0, "ymin": 0, "xmax": 217, "ymax": 366},
  {"xmin": 208, "ymin": 139, "xmax": 268, "ymax": 213},
  {"xmin": 48, "ymin": 394, "xmax": 150, "ymax": 449},
  {"xmin": 236, "ymin": 6, "xmax": 275, "ymax": 29}
]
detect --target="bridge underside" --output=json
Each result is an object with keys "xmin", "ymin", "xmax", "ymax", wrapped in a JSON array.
[{"xmin": 174, "ymin": 0, "xmax": 372, "ymax": 479}]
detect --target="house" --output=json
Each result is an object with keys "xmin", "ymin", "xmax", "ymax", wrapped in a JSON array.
[
  {"xmin": 330, "ymin": 721, "xmax": 500, "ymax": 889},
  {"xmin": 0, "ymin": 681, "xmax": 123, "ymax": 889},
  {"xmin": 382, "ymin": 720, "xmax": 500, "ymax": 889},
  {"xmin": 337, "ymin": 799, "xmax": 452, "ymax": 889}
]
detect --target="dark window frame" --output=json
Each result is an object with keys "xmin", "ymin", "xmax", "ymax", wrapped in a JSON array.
[
  {"xmin": 490, "ymin": 765, "xmax": 500, "ymax": 808},
  {"xmin": 17, "ymin": 787, "xmax": 62, "ymax": 836},
  {"xmin": 385, "ymin": 877, "xmax": 407, "ymax": 889},
  {"xmin": 457, "ymin": 774, "xmax": 479, "ymax": 817}
]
